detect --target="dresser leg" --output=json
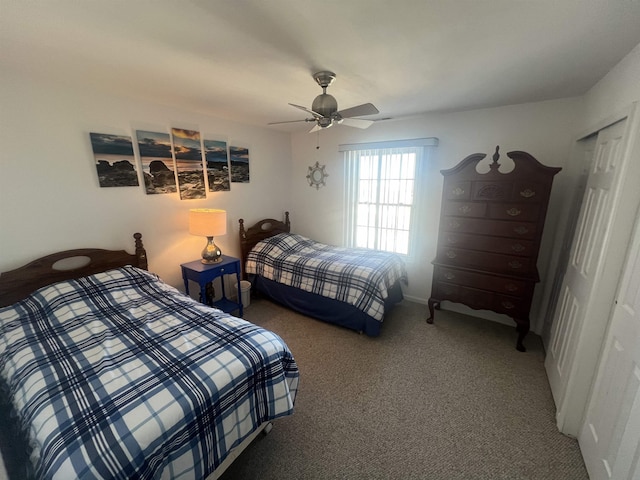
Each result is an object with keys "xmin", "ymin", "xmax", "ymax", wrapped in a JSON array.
[
  {"xmin": 515, "ymin": 319, "xmax": 529, "ymax": 352},
  {"xmin": 427, "ymin": 298, "xmax": 439, "ymax": 324}
]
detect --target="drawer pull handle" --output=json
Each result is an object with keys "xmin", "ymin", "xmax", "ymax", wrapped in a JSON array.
[
  {"xmin": 505, "ymin": 283, "xmax": 519, "ymax": 292},
  {"xmin": 511, "ymin": 243, "xmax": 525, "ymax": 253},
  {"xmin": 452, "ymin": 187, "xmax": 465, "ymax": 196},
  {"xmin": 446, "ymin": 251, "xmax": 457, "ymax": 259},
  {"xmin": 449, "ymin": 220, "xmax": 461, "ymax": 229},
  {"xmin": 502, "ymin": 301, "xmax": 515, "ymax": 309},
  {"xmin": 520, "ymin": 189, "xmax": 536, "ymax": 198},
  {"xmin": 444, "ymin": 272, "xmax": 456, "ymax": 280},
  {"xmin": 508, "ymin": 260, "xmax": 523, "ymax": 269},
  {"xmin": 507, "ymin": 208, "xmax": 522, "ymax": 216},
  {"xmin": 513, "ymin": 226, "xmax": 529, "ymax": 235},
  {"xmin": 459, "ymin": 205, "xmax": 472, "ymax": 214},
  {"xmin": 447, "ymin": 236, "xmax": 458, "ymax": 244}
]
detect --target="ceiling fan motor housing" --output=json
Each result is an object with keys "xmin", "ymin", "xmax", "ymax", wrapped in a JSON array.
[{"xmin": 312, "ymin": 93, "xmax": 338, "ymax": 118}]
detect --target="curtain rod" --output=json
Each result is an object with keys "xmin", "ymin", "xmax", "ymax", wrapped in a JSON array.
[{"xmin": 338, "ymin": 137, "xmax": 438, "ymax": 152}]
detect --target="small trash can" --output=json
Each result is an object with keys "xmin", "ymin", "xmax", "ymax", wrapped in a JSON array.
[{"xmin": 233, "ymin": 280, "xmax": 251, "ymax": 308}]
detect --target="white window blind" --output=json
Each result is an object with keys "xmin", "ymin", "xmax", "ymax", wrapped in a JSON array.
[{"xmin": 342, "ymin": 138, "xmax": 437, "ymax": 256}]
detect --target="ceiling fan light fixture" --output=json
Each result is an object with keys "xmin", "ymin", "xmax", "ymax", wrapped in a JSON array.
[{"xmin": 317, "ymin": 117, "xmax": 333, "ymax": 128}]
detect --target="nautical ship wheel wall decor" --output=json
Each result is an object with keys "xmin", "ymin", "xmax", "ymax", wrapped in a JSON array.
[{"xmin": 307, "ymin": 161, "xmax": 328, "ymax": 190}]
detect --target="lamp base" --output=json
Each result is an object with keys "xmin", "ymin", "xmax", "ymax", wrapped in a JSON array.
[
  {"xmin": 201, "ymin": 257, "xmax": 223, "ymax": 264},
  {"xmin": 201, "ymin": 237, "xmax": 223, "ymax": 264}
]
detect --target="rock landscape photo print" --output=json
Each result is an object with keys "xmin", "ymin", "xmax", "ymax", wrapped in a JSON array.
[
  {"xmin": 136, "ymin": 130, "xmax": 177, "ymax": 194},
  {"xmin": 229, "ymin": 145, "xmax": 250, "ymax": 183},
  {"xmin": 204, "ymin": 139, "xmax": 231, "ymax": 192},
  {"xmin": 171, "ymin": 128, "xmax": 206, "ymax": 200},
  {"xmin": 90, "ymin": 133, "xmax": 139, "ymax": 187}
]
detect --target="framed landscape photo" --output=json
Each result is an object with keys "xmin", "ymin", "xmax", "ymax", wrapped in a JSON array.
[
  {"xmin": 204, "ymin": 139, "xmax": 231, "ymax": 192},
  {"xmin": 90, "ymin": 133, "xmax": 139, "ymax": 187},
  {"xmin": 171, "ymin": 128, "xmax": 205, "ymax": 200},
  {"xmin": 229, "ymin": 145, "xmax": 250, "ymax": 183},
  {"xmin": 136, "ymin": 130, "xmax": 177, "ymax": 194}
]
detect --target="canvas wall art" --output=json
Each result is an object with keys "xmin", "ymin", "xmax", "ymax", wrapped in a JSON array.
[
  {"xmin": 136, "ymin": 130, "xmax": 177, "ymax": 194},
  {"xmin": 90, "ymin": 133, "xmax": 139, "ymax": 187},
  {"xmin": 171, "ymin": 128, "xmax": 205, "ymax": 200},
  {"xmin": 203, "ymin": 139, "xmax": 231, "ymax": 192},
  {"xmin": 229, "ymin": 145, "xmax": 250, "ymax": 183}
]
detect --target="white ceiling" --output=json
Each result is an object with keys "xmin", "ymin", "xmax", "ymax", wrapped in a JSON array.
[{"xmin": 2, "ymin": 0, "xmax": 640, "ymax": 132}]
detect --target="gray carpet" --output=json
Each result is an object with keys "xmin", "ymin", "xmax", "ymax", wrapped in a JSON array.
[{"xmin": 220, "ymin": 298, "xmax": 589, "ymax": 480}]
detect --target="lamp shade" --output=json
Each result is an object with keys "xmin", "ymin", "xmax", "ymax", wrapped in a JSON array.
[{"xmin": 189, "ymin": 209, "xmax": 227, "ymax": 237}]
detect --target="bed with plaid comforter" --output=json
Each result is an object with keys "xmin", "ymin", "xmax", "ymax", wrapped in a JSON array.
[
  {"xmin": 0, "ymin": 266, "xmax": 298, "ymax": 480},
  {"xmin": 246, "ymin": 233, "xmax": 407, "ymax": 322}
]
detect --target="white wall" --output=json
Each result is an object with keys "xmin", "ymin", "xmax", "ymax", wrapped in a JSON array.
[
  {"xmin": 290, "ymin": 98, "xmax": 582, "ymax": 332},
  {"xmin": 0, "ymin": 70, "xmax": 293, "ymax": 290},
  {"xmin": 582, "ymin": 42, "xmax": 640, "ymax": 129}
]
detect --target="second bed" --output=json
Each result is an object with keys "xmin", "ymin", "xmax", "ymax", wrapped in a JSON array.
[{"xmin": 239, "ymin": 212, "xmax": 407, "ymax": 336}]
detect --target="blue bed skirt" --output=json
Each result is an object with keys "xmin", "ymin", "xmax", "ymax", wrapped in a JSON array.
[{"xmin": 250, "ymin": 275, "xmax": 404, "ymax": 336}]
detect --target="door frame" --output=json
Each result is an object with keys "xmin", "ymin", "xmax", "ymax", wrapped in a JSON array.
[{"xmin": 548, "ymin": 102, "xmax": 640, "ymax": 436}]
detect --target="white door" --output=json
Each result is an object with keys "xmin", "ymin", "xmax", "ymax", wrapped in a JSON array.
[
  {"xmin": 545, "ymin": 118, "xmax": 631, "ymax": 436},
  {"xmin": 579, "ymin": 209, "xmax": 640, "ymax": 480},
  {"xmin": 541, "ymin": 135, "xmax": 596, "ymax": 344}
]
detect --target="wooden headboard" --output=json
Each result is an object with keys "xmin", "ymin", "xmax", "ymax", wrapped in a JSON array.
[
  {"xmin": 0, "ymin": 233, "xmax": 147, "ymax": 307},
  {"xmin": 239, "ymin": 212, "xmax": 290, "ymax": 279}
]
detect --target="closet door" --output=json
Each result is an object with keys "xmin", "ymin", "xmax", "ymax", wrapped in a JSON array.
[
  {"xmin": 578, "ymin": 210, "xmax": 640, "ymax": 480},
  {"xmin": 545, "ymin": 117, "xmax": 632, "ymax": 436}
]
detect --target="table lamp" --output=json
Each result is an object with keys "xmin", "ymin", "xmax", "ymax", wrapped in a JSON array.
[{"xmin": 189, "ymin": 208, "xmax": 227, "ymax": 264}]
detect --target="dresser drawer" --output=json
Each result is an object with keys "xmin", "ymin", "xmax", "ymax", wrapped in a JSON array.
[
  {"xmin": 513, "ymin": 181, "xmax": 549, "ymax": 202},
  {"xmin": 440, "ymin": 232, "xmax": 535, "ymax": 257},
  {"xmin": 493, "ymin": 294, "xmax": 532, "ymax": 317},
  {"xmin": 443, "ymin": 202, "xmax": 487, "ymax": 218},
  {"xmin": 488, "ymin": 203, "xmax": 540, "ymax": 222},
  {"xmin": 442, "ymin": 217, "xmax": 538, "ymax": 239},
  {"xmin": 472, "ymin": 181, "xmax": 512, "ymax": 201},
  {"xmin": 437, "ymin": 247, "xmax": 535, "ymax": 274},
  {"xmin": 435, "ymin": 266, "xmax": 531, "ymax": 295},
  {"xmin": 434, "ymin": 282, "xmax": 494, "ymax": 311},
  {"xmin": 444, "ymin": 180, "xmax": 472, "ymax": 200},
  {"xmin": 433, "ymin": 281, "xmax": 531, "ymax": 319}
]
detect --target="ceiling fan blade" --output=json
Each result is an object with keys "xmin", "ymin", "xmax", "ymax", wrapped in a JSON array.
[
  {"xmin": 268, "ymin": 119, "xmax": 309, "ymax": 125},
  {"xmin": 336, "ymin": 103, "xmax": 379, "ymax": 118},
  {"xmin": 289, "ymin": 103, "xmax": 323, "ymax": 119},
  {"xmin": 340, "ymin": 117, "xmax": 374, "ymax": 129}
]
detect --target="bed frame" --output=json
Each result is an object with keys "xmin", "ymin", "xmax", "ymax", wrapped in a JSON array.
[
  {"xmin": 0, "ymin": 233, "xmax": 147, "ymax": 307},
  {"xmin": 239, "ymin": 211, "xmax": 290, "ymax": 280}
]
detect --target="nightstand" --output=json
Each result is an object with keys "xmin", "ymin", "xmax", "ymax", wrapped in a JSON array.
[{"xmin": 181, "ymin": 255, "xmax": 243, "ymax": 317}]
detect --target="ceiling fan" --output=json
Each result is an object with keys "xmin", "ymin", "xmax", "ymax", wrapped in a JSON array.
[{"xmin": 269, "ymin": 71, "xmax": 379, "ymax": 133}]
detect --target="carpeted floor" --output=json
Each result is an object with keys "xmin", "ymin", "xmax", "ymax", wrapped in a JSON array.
[{"xmin": 220, "ymin": 298, "xmax": 589, "ymax": 480}]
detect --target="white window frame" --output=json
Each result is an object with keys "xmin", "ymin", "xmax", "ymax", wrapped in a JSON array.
[{"xmin": 341, "ymin": 138, "xmax": 438, "ymax": 258}]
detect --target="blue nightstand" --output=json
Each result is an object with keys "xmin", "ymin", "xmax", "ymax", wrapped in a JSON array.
[{"xmin": 181, "ymin": 255, "xmax": 243, "ymax": 317}]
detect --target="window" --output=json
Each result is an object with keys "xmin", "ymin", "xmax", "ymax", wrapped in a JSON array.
[{"xmin": 342, "ymin": 138, "xmax": 437, "ymax": 256}]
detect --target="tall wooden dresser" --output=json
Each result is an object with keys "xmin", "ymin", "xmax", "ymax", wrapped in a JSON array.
[{"xmin": 427, "ymin": 146, "xmax": 561, "ymax": 351}]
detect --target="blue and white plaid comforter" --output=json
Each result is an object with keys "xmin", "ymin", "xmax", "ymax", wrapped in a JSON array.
[
  {"xmin": 246, "ymin": 233, "xmax": 407, "ymax": 321},
  {"xmin": 0, "ymin": 266, "xmax": 298, "ymax": 479}
]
